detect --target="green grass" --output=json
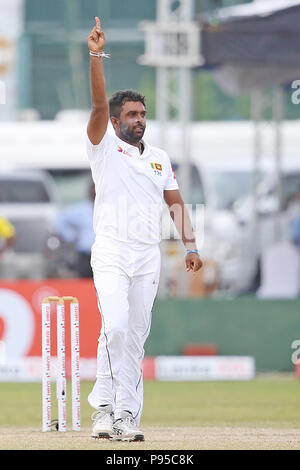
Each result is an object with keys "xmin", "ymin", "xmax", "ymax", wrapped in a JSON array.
[
  {"xmin": 1, "ymin": 376, "xmax": 300, "ymax": 449},
  {"xmin": 144, "ymin": 377, "xmax": 300, "ymax": 427},
  {"xmin": 1, "ymin": 376, "xmax": 300, "ymax": 429}
]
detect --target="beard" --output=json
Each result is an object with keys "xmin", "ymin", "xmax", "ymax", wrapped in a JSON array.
[{"xmin": 119, "ymin": 122, "xmax": 146, "ymax": 144}]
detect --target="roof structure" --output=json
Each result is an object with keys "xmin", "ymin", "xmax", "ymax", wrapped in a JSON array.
[{"xmin": 199, "ymin": 0, "xmax": 300, "ymax": 93}]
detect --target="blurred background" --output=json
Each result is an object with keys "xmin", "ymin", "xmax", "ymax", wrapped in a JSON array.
[{"xmin": 1, "ymin": 0, "xmax": 300, "ymax": 381}]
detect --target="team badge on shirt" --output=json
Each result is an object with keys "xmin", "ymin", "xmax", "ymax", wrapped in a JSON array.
[{"xmin": 151, "ymin": 162, "xmax": 162, "ymax": 172}]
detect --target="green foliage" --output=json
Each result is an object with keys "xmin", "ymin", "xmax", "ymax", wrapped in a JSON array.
[
  {"xmin": 21, "ymin": 0, "xmax": 295, "ymax": 123},
  {"xmin": 193, "ymin": 71, "xmax": 251, "ymax": 121}
]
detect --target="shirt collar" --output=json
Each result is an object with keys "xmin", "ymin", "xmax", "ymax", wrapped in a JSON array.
[{"xmin": 113, "ymin": 134, "xmax": 149, "ymax": 159}]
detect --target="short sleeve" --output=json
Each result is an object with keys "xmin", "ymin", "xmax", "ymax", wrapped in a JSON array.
[
  {"xmin": 164, "ymin": 159, "xmax": 179, "ymax": 191},
  {"xmin": 86, "ymin": 131, "xmax": 112, "ymax": 161}
]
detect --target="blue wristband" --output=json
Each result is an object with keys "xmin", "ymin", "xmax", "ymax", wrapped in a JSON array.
[{"xmin": 187, "ymin": 249, "xmax": 199, "ymax": 255}]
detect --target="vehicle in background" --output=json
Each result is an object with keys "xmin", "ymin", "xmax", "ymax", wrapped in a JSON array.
[
  {"xmin": 0, "ymin": 170, "xmax": 59, "ymax": 279},
  {"xmin": 160, "ymin": 158, "xmax": 262, "ymax": 296},
  {"xmin": 195, "ymin": 159, "xmax": 260, "ymax": 294},
  {"xmin": 233, "ymin": 159, "xmax": 300, "ymax": 293},
  {"xmin": 44, "ymin": 168, "xmax": 93, "ymax": 278}
]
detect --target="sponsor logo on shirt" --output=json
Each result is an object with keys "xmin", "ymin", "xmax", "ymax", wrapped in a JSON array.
[{"xmin": 117, "ymin": 145, "xmax": 132, "ymax": 158}]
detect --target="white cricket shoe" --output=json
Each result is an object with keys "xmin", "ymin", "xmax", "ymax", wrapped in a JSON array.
[
  {"xmin": 91, "ymin": 405, "xmax": 114, "ymax": 439},
  {"xmin": 112, "ymin": 411, "xmax": 145, "ymax": 442}
]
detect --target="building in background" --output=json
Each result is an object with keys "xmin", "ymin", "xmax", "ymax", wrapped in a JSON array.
[
  {"xmin": 0, "ymin": 0, "xmax": 23, "ymax": 120},
  {"xmin": 17, "ymin": 0, "xmax": 252, "ymax": 121}
]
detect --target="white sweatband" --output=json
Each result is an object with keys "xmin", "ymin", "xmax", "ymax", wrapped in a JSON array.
[{"xmin": 89, "ymin": 50, "xmax": 111, "ymax": 58}]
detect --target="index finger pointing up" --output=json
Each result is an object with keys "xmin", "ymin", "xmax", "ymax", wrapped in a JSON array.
[{"xmin": 95, "ymin": 16, "xmax": 101, "ymax": 31}]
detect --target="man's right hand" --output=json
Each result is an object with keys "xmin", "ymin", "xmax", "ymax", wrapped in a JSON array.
[{"xmin": 88, "ymin": 16, "xmax": 106, "ymax": 53}]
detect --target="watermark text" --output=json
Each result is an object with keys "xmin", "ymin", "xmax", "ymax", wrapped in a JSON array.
[{"xmin": 291, "ymin": 80, "xmax": 300, "ymax": 105}]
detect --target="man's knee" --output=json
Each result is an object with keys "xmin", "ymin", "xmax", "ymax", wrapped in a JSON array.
[{"xmin": 102, "ymin": 322, "xmax": 128, "ymax": 344}]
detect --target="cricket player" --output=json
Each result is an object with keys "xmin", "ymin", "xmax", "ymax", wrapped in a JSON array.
[{"xmin": 86, "ymin": 17, "xmax": 202, "ymax": 442}]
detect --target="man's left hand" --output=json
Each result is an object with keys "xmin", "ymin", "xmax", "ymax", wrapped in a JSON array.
[{"xmin": 185, "ymin": 252, "xmax": 203, "ymax": 272}]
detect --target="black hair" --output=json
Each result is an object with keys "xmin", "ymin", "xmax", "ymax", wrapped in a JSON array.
[{"xmin": 109, "ymin": 89, "xmax": 146, "ymax": 118}]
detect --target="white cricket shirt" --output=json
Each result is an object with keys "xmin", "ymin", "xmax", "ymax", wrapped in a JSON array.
[{"xmin": 86, "ymin": 131, "xmax": 178, "ymax": 246}]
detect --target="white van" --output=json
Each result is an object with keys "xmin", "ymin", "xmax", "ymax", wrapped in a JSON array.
[
  {"xmin": 160, "ymin": 157, "xmax": 262, "ymax": 294},
  {"xmin": 0, "ymin": 169, "xmax": 59, "ymax": 279},
  {"xmin": 233, "ymin": 158, "xmax": 300, "ymax": 293}
]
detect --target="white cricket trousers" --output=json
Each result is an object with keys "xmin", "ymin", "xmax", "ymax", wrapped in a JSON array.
[{"xmin": 88, "ymin": 236, "xmax": 161, "ymax": 425}]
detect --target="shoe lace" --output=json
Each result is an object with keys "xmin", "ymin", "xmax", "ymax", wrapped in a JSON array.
[
  {"xmin": 125, "ymin": 416, "xmax": 135, "ymax": 426},
  {"xmin": 114, "ymin": 415, "xmax": 135, "ymax": 428},
  {"xmin": 91, "ymin": 409, "xmax": 112, "ymax": 423}
]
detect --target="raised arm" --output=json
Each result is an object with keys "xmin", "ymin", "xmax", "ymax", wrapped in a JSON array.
[{"xmin": 87, "ymin": 17, "xmax": 109, "ymax": 145}]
